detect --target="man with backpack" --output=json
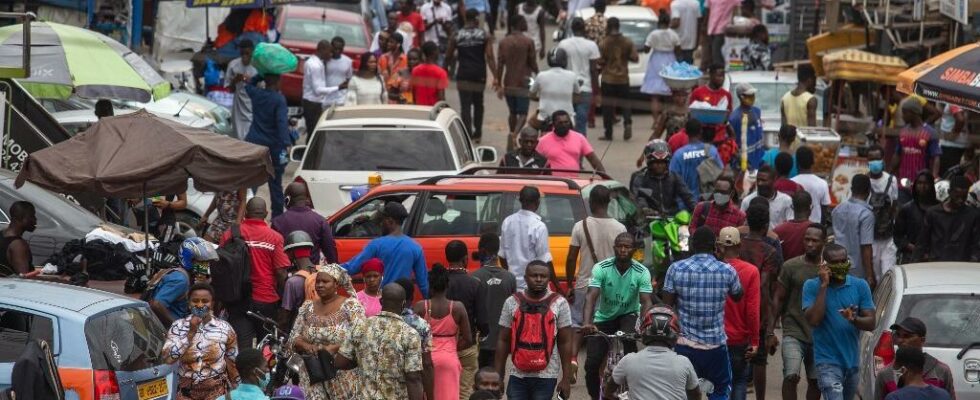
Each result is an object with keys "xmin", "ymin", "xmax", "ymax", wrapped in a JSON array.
[
  {"xmin": 220, "ymin": 198, "xmax": 291, "ymax": 347},
  {"xmin": 670, "ymin": 120, "xmax": 725, "ymax": 201},
  {"xmin": 867, "ymin": 145, "xmax": 899, "ymax": 281},
  {"xmin": 689, "ymin": 175, "xmax": 746, "ymax": 236},
  {"xmin": 148, "ymin": 237, "xmax": 218, "ymax": 327},
  {"xmin": 580, "ymin": 232, "xmax": 655, "ymax": 400},
  {"xmin": 494, "ymin": 260, "xmax": 574, "ymax": 400}
]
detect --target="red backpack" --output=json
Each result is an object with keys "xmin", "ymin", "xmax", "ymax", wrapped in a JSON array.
[{"xmin": 509, "ymin": 292, "xmax": 560, "ymax": 372}]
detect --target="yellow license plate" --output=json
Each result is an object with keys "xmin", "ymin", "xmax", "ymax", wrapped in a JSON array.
[{"xmin": 137, "ymin": 378, "xmax": 169, "ymax": 400}]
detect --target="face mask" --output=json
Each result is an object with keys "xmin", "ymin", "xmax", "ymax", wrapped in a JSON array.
[
  {"xmin": 554, "ymin": 126, "xmax": 570, "ymax": 136},
  {"xmin": 191, "ymin": 305, "xmax": 210, "ymax": 318},
  {"xmin": 827, "ymin": 261, "xmax": 851, "ymax": 281},
  {"xmin": 256, "ymin": 369, "xmax": 271, "ymax": 389},
  {"xmin": 713, "ymin": 192, "xmax": 731, "ymax": 206},
  {"xmin": 869, "ymin": 160, "xmax": 884, "ymax": 174}
]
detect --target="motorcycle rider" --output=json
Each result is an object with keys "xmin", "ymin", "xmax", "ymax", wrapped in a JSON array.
[{"xmin": 630, "ymin": 139, "xmax": 697, "ymax": 216}]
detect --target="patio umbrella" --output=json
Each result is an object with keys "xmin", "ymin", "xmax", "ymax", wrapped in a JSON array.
[
  {"xmin": 0, "ymin": 21, "xmax": 171, "ymax": 103},
  {"xmin": 897, "ymin": 43, "xmax": 980, "ymax": 112},
  {"xmin": 14, "ymin": 109, "xmax": 273, "ymax": 198}
]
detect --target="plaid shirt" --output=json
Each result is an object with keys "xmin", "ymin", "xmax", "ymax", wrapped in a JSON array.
[
  {"xmin": 664, "ymin": 253, "xmax": 743, "ymax": 346},
  {"xmin": 690, "ymin": 201, "xmax": 747, "ymax": 236}
]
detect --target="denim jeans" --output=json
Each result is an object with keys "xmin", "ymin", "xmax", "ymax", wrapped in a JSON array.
[
  {"xmin": 782, "ymin": 336, "xmax": 816, "ymax": 380},
  {"xmin": 507, "ymin": 376, "xmax": 557, "ymax": 400},
  {"xmin": 728, "ymin": 344, "xmax": 751, "ymax": 400},
  {"xmin": 675, "ymin": 344, "xmax": 732, "ymax": 400},
  {"xmin": 574, "ymin": 91, "xmax": 592, "ymax": 136},
  {"xmin": 815, "ymin": 363, "xmax": 859, "ymax": 400}
]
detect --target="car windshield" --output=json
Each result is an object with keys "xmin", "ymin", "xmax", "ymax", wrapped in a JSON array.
[
  {"xmin": 85, "ymin": 306, "xmax": 168, "ymax": 371},
  {"xmin": 619, "ymin": 19, "xmax": 655, "ymax": 49},
  {"xmin": 169, "ymin": 94, "xmax": 233, "ymax": 136},
  {"xmin": 305, "ymin": 129, "xmax": 455, "ymax": 171},
  {"xmin": 896, "ymin": 294, "xmax": 980, "ymax": 348},
  {"xmin": 283, "ymin": 19, "xmax": 368, "ymax": 48}
]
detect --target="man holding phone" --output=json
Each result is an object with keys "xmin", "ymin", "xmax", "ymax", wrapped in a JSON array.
[{"xmin": 802, "ymin": 243, "xmax": 876, "ymax": 400}]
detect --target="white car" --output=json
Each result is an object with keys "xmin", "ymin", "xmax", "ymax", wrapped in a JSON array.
[
  {"xmin": 290, "ymin": 103, "xmax": 499, "ymax": 216},
  {"xmin": 567, "ymin": 6, "xmax": 658, "ymax": 101},
  {"xmin": 858, "ymin": 263, "xmax": 980, "ymax": 400},
  {"xmin": 49, "ymin": 108, "xmax": 213, "ymax": 137},
  {"xmin": 724, "ymin": 71, "xmax": 826, "ymax": 147}
]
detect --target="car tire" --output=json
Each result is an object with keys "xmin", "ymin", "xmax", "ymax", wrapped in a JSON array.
[{"xmin": 175, "ymin": 211, "xmax": 201, "ymax": 239}]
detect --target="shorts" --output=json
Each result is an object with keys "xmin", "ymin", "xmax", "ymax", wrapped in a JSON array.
[
  {"xmin": 782, "ymin": 336, "xmax": 816, "ymax": 380},
  {"xmin": 750, "ymin": 327, "xmax": 768, "ymax": 365},
  {"xmin": 570, "ymin": 287, "xmax": 588, "ymax": 327},
  {"xmin": 505, "ymin": 95, "xmax": 530, "ymax": 115}
]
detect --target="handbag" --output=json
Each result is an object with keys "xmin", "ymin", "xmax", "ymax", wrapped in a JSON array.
[{"xmin": 302, "ymin": 349, "xmax": 337, "ymax": 384}]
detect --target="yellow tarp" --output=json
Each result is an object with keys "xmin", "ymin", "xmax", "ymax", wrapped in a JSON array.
[{"xmin": 822, "ymin": 49, "xmax": 909, "ymax": 84}]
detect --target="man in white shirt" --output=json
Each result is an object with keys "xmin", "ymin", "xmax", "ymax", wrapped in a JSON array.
[
  {"xmin": 225, "ymin": 39, "xmax": 258, "ymax": 140},
  {"xmin": 669, "ymin": 0, "xmax": 701, "ymax": 64},
  {"xmin": 741, "ymin": 165, "xmax": 794, "ymax": 228},
  {"xmin": 301, "ymin": 40, "xmax": 337, "ymax": 141},
  {"xmin": 530, "ymin": 48, "xmax": 582, "ymax": 122},
  {"xmin": 557, "ymin": 18, "xmax": 600, "ymax": 136},
  {"xmin": 420, "ymin": 0, "xmax": 453, "ymax": 64},
  {"xmin": 791, "ymin": 146, "xmax": 832, "ymax": 224},
  {"xmin": 499, "ymin": 186, "xmax": 562, "ymax": 293},
  {"xmin": 324, "ymin": 36, "xmax": 354, "ymax": 108}
]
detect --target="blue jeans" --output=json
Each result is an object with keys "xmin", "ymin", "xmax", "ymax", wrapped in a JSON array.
[
  {"xmin": 815, "ymin": 363, "xmax": 859, "ymax": 400},
  {"xmin": 507, "ymin": 376, "xmax": 556, "ymax": 400},
  {"xmin": 728, "ymin": 344, "xmax": 751, "ymax": 400},
  {"xmin": 574, "ymin": 92, "xmax": 592, "ymax": 136},
  {"xmin": 675, "ymin": 344, "xmax": 732, "ymax": 400}
]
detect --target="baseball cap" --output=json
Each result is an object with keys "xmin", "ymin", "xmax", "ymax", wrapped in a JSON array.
[
  {"xmin": 890, "ymin": 317, "xmax": 927, "ymax": 336},
  {"xmin": 380, "ymin": 201, "xmax": 410, "ymax": 221},
  {"xmin": 735, "ymin": 82, "xmax": 757, "ymax": 97},
  {"xmin": 717, "ymin": 226, "xmax": 741, "ymax": 246}
]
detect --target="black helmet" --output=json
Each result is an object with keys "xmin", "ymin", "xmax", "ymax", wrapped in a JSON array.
[
  {"xmin": 546, "ymin": 47, "xmax": 568, "ymax": 69},
  {"xmin": 284, "ymin": 231, "xmax": 314, "ymax": 252},
  {"xmin": 637, "ymin": 305, "xmax": 679, "ymax": 345},
  {"xmin": 643, "ymin": 139, "xmax": 671, "ymax": 162}
]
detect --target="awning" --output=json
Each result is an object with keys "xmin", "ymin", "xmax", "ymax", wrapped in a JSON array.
[
  {"xmin": 897, "ymin": 43, "xmax": 980, "ymax": 112},
  {"xmin": 822, "ymin": 49, "xmax": 908, "ymax": 84}
]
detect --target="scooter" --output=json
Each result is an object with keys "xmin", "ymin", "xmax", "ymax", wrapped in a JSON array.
[
  {"xmin": 646, "ymin": 210, "xmax": 692, "ymax": 289},
  {"xmin": 247, "ymin": 312, "xmax": 303, "ymax": 395}
]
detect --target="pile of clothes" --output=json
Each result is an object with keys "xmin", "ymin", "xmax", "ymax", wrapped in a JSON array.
[{"xmin": 43, "ymin": 225, "xmax": 161, "ymax": 285}]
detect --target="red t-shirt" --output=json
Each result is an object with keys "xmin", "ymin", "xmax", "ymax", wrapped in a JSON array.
[
  {"xmin": 220, "ymin": 219, "xmax": 291, "ymax": 304},
  {"xmin": 773, "ymin": 219, "xmax": 811, "ymax": 260},
  {"xmin": 396, "ymin": 12, "xmax": 425, "ymax": 47},
  {"xmin": 411, "ymin": 63, "xmax": 449, "ymax": 106},
  {"xmin": 689, "ymin": 85, "xmax": 733, "ymax": 112},
  {"xmin": 724, "ymin": 257, "xmax": 761, "ymax": 346},
  {"xmin": 667, "ymin": 130, "xmax": 689, "ymax": 153},
  {"xmin": 774, "ymin": 178, "xmax": 803, "ymax": 195}
]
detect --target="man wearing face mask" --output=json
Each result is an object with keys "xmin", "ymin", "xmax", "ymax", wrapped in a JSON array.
[
  {"xmin": 866, "ymin": 145, "xmax": 899, "ymax": 281},
  {"xmin": 880, "ymin": 347, "xmax": 953, "ymax": 400},
  {"xmin": 740, "ymin": 165, "xmax": 794, "ymax": 228},
  {"xmin": 917, "ymin": 175, "xmax": 980, "ymax": 262},
  {"xmin": 690, "ymin": 175, "xmax": 745, "ymax": 236},
  {"xmin": 223, "ymin": 348, "xmax": 271, "ymax": 399},
  {"xmin": 802, "ymin": 243, "xmax": 876, "ymax": 400},
  {"xmin": 630, "ymin": 139, "xmax": 696, "ymax": 216},
  {"xmin": 536, "ymin": 110, "xmax": 606, "ymax": 178},
  {"xmin": 873, "ymin": 318, "xmax": 956, "ymax": 400}
]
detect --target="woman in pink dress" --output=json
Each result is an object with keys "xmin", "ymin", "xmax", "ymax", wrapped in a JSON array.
[
  {"xmin": 355, "ymin": 258, "xmax": 383, "ymax": 317},
  {"xmin": 413, "ymin": 264, "xmax": 473, "ymax": 400}
]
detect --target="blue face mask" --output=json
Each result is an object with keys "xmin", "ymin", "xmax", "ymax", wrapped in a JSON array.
[
  {"xmin": 255, "ymin": 369, "xmax": 270, "ymax": 389},
  {"xmin": 190, "ymin": 305, "xmax": 210, "ymax": 318},
  {"xmin": 869, "ymin": 160, "xmax": 884, "ymax": 174}
]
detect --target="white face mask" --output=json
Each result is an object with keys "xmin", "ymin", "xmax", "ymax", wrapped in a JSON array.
[{"xmin": 713, "ymin": 192, "xmax": 731, "ymax": 206}]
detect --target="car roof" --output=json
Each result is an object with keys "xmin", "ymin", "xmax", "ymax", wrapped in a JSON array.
[
  {"xmin": 0, "ymin": 279, "xmax": 142, "ymax": 314},
  {"xmin": 896, "ymin": 263, "xmax": 980, "ymax": 292},
  {"xmin": 316, "ymin": 103, "xmax": 455, "ymax": 129},
  {"xmin": 576, "ymin": 5, "xmax": 658, "ymax": 21},
  {"xmin": 281, "ymin": 3, "xmax": 363, "ymax": 23},
  {"xmin": 377, "ymin": 174, "xmax": 617, "ymax": 195}
]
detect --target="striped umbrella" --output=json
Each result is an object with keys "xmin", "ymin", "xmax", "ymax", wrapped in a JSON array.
[{"xmin": 0, "ymin": 21, "xmax": 170, "ymax": 103}]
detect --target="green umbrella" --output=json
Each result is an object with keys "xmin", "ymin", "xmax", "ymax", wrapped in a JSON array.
[{"xmin": 0, "ymin": 21, "xmax": 170, "ymax": 102}]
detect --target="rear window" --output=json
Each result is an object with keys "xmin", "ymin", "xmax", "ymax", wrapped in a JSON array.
[
  {"xmin": 304, "ymin": 129, "xmax": 455, "ymax": 171},
  {"xmin": 620, "ymin": 19, "xmax": 655, "ymax": 48},
  {"xmin": 896, "ymin": 294, "xmax": 980, "ymax": 348},
  {"xmin": 85, "ymin": 306, "xmax": 167, "ymax": 371},
  {"xmin": 282, "ymin": 19, "xmax": 368, "ymax": 48},
  {"xmin": 507, "ymin": 194, "xmax": 587, "ymax": 235},
  {"xmin": 0, "ymin": 308, "xmax": 54, "ymax": 362}
]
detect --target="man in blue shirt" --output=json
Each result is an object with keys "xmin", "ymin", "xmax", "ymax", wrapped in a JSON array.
[
  {"xmin": 670, "ymin": 119, "xmax": 724, "ymax": 200},
  {"xmin": 728, "ymin": 82, "xmax": 765, "ymax": 171},
  {"xmin": 244, "ymin": 74, "xmax": 292, "ymax": 217},
  {"xmin": 224, "ymin": 348, "xmax": 270, "ymax": 399},
  {"xmin": 343, "ymin": 202, "xmax": 430, "ymax": 297},
  {"xmin": 803, "ymin": 243, "xmax": 876, "ymax": 400},
  {"xmin": 831, "ymin": 174, "xmax": 876, "ymax": 288}
]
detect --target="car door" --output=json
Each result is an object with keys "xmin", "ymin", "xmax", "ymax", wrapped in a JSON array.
[
  {"xmin": 0, "ymin": 306, "xmax": 59, "ymax": 392},
  {"xmin": 331, "ymin": 193, "xmax": 421, "ymax": 265},
  {"xmin": 448, "ymin": 119, "xmax": 476, "ymax": 170},
  {"xmin": 412, "ymin": 191, "xmax": 504, "ymax": 272},
  {"xmin": 859, "ymin": 272, "xmax": 897, "ymax": 398}
]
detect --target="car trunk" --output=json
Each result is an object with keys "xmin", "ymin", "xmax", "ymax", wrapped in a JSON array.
[{"xmin": 85, "ymin": 306, "xmax": 176, "ymax": 400}]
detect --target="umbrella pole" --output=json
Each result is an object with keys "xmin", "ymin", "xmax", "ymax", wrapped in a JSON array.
[{"xmin": 143, "ymin": 184, "xmax": 152, "ymax": 277}]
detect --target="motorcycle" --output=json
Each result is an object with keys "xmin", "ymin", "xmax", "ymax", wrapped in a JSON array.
[
  {"xmin": 644, "ymin": 210, "xmax": 692, "ymax": 289},
  {"xmin": 247, "ymin": 311, "xmax": 303, "ymax": 395}
]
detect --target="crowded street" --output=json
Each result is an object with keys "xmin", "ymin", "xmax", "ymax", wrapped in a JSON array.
[{"xmin": 1, "ymin": 0, "xmax": 980, "ymax": 400}]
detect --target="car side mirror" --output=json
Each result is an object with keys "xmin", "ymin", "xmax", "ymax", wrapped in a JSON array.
[
  {"xmin": 476, "ymin": 146, "xmax": 498, "ymax": 163},
  {"xmin": 290, "ymin": 145, "xmax": 307, "ymax": 162}
]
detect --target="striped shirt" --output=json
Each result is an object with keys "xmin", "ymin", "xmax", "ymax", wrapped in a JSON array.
[{"xmin": 663, "ymin": 253, "xmax": 743, "ymax": 346}]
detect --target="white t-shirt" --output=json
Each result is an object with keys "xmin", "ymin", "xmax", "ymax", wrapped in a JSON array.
[
  {"xmin": 612, "ymin": 346, "xmax": 700, "ymax": 400},
  {"xmin": 557, "ymin": 36, "xmax": 600, "ymax": 92},
  {"xmin": 645, "ymin": 28, "xmax": 681, "ymax": 52},
  {"xmin": 569, "ymin": 217, "xmax": 627, "ymax": 289},
  {"xmin": 530, "ymin": 67, "xmax": 582, "ymax": 120},
  {"xmin": 420, "ymin": 1, "xmax": 453, "ymax": 43},
  {"xmin": 345, "ymin": 75, "xmax": 387, "ymax": 105},
  {"xmin": 670, "ymin": 0, "xmax": 702, "ymax": 50},
  {"xmin": 792, "ymin": 173, "xmax": 832, "ymax": 223},
  {"xmin": 740, "ymin": 190, "xmax": 794, "ymax": 228},
  {"xmin": 870, "ymin": 172, "xmax": 899, "ymax": 202},
  {"xmin": 498, "ymin": 291, "xmax": 572, "ymax": 378}
]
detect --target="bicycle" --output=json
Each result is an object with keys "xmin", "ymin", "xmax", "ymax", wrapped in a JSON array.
[
  {"xmin": 246, "ymin": 311, "xmax": 302, "ymax": 395},
  {"xmin": 584, "ymin": 330, "xmax": 641, "ymax": 400}
]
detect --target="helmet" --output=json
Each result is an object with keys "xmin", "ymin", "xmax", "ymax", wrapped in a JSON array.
[
  {"xmin": 179, "ymin": 237, "xmax": 218, "ymax": 271},
  {"xmin": 935, "ymin": 180, "xmax": 950, "ymax": 203},
  {"xmin": 967, "ymin": 181, "xmax": 980, "ymax": 208},
  {"xmin": 637, "ymin": 305, "xmax": 679, "ymax": 344},
  {"xmin": 284, "ymin": 231, "xmax": 315, "ymax": 252},
  {"xmin": 643, "ymin": 139, "xmax": 671, "ymax": 162},
  {"xmin": 271, "ymin": 385, "xmax": 305, "ymax": 400},
  {"xmin": 546, "ymin": 47, "xmax": 568, "ymax": 69}
]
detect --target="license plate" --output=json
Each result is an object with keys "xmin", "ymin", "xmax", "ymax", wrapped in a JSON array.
[{"xmin": 137, "ymin": 378, "xmax": 169, "ymax": 400}]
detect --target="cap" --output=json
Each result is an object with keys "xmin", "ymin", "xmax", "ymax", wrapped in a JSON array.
[
  {"xmin": 890, "ymin": 317, "xmax": 927, "ymax": 336},
  {"xmin": 717, "ymin": 226, "xmax": 741, "ymax": 246},
  {"xmin": 271, "ymin": 385, "xmax": 305, "ymax": 400},
  {"xmin": 381, "ymin": 201, "xmax": 409, "ymax": 221},
  {"xmin": 735, "ymin": 82, "xmax": 757, "ymax": 97}
]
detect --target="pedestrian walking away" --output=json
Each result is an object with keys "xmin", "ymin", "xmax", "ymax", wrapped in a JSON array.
[
  {"xmin": 471, "ymin": 233, "xmax": 518, "ymax": 368},
  {"xmin": 774, "ymin": 191, "xmax": 814, "ymax": 261},
  {"xmin": 243, "ymin": 75, "xmax": 291, "ymax": 216},
  {"xmin": 495, "ymin": 15, "xmax": 538, "ymax": 143},
  {"xmin": 557, "ymin": 18, "xmax": 600, "ymax": 135},
  {"xmin": 640, "ymin": 12, "xmax": 680, "ymax": 120},
  {"xmin": 498, "ymin": 186, "xmax": 560, "ymax": 291},
  {"xmin": 718, "ymin": 227, "xmax": 761, "ymax": 400},
  {"xmin": 781, "ymin": 64, "xmax": 818, "ymax": 128},
  {"xmin": 411, "ymin": 41, "xmax": 450, "ymax": 106},
  {"xmin": 444, "ymin": 240, "xmax": 482, "ymax": 399},
  {"xmin": 414, "ymin": 265, "xmax": 474, "ymax": 400},
  {"xmin": 272, "ymin": 182, "xmax": 338, "ymax": 265},
  {"xmin": 599, "ymin": 17, "xmax": 639, "ymax": 141},
  {"xmin": 447, "ymin": 9, "xmax": 496, "ymax": 142},
  {"xmin": 530, "ymin": 48, "xmax": 581, "ymax": 124},
  {"xmin": 882, "ymin": 347, "xmax": 953, "ymax": 400},
  {"xmin": 831, "ymin": 174, "xmax": 876, "ymax": 287},
  {"xmin": 342, "ymin": 201, "xmax": 430, "ymax": 297}
]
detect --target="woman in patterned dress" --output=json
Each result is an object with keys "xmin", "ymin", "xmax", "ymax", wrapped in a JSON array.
[
  {"xmin": 288, "ymin": 264, "xmax": 365, "ymax": 400},
  {"xmin": 199, "ymin": 189, "xmax": 247, "ymax": 243}
]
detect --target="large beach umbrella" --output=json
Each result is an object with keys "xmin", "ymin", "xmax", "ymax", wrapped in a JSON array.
[
  {"xmin": 0, "ymin": 21, "xmax": 171, "ymax": 103},
  {"xmin": 897, "ymin": 43, "xmax": 980, "ymax": 112}
]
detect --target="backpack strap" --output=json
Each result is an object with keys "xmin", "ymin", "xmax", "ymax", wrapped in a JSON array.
[
  {"xmin": 885, "ymin": 175, "xmax": 893, "ymax": 192},
  {"xmin": 231, "ymin": 224, "xmax": 242, "ymax": 240},
  {"xmin": 696, "ymin": 201, "xmax": 712, "ymax": 228},
  {"xmin": 581, "ymin": 217, "xmax": 599, "ymax": 268}
]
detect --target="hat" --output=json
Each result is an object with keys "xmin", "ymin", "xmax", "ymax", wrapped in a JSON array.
[
  {"xmin": 735, "ymin": 82, "xmax": 757, "ymax": 97},
  {"xmin": 890, "ymin": 317, "xmax": 927, "ymax": 336},
  {"xmin": 717, "ymin": 227, "xmax": 741, "ymax": 246},
  {"xmin": 271, "ymin": 385, "xmax": 305, "ymax": 400},
  {"xmin": 362, "ymin": 258, "xmax": 384, "ymax": 274},
  {"xmin": 901, "ymin": 97, "xmax": 923, "ymax": 115},
  {"xmin": 380, "ymin": 201, "xmax": 409, "ymax": 221}
]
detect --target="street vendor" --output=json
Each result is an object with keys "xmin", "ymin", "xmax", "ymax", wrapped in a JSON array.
[
  {"xmin": 729, "ymin": 82, "xmax": 765, "ymax": 171},
  {"xmin": 689, "ymin": 64, "xmax": 736, "ymax": 165}
]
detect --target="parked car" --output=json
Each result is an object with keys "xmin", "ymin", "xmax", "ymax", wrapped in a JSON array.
[
  {"xmin": 0, "ymin": 280, "xmax": 176, "ymax": 400},
  {"xmin": 41, "ymin": 92, "xmax": 233, "ymax": 138},
  {"xmin": 50, "ymin": 108, "xmax": 214, "ymax": 137},
  {"xmin": 724, "ymin": 71, "xmax": 826, "ymax": 147},
  {"xmin": 290, "ymin": 103, "xmax": 499, "ymax": 216},
  {"xmin": 277, "ymin": 4, "xmax": 372, "ymax": 104},
  {"xmin": 326, "ymin": 169, "xmax": 638, "ymax": 285},
  {"xmin": 858, "ymin": 263, "xmax": 980, "ymax": 400}
]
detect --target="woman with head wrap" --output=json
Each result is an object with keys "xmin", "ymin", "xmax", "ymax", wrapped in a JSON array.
[
  {"xmin": 355, "ymin": 258, "xmax": 384, "ymax": 317},
  {"xmin": 287, "ymin": 263, "xmax": 364, "ymax": 399}
]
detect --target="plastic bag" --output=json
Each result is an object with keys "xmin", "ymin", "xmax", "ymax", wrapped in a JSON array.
[{"xmin": 252, "ymin": 43, "xmax": 299, "ymax": 75}]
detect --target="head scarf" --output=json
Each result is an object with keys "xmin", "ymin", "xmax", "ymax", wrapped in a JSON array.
[
  {"xmin": 316, "ymin": 263, "xmax": 357, "ymax": 296},
  {"xmin": 362, "ymin": 258, "xmax": 384, "ymax": 275}
]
